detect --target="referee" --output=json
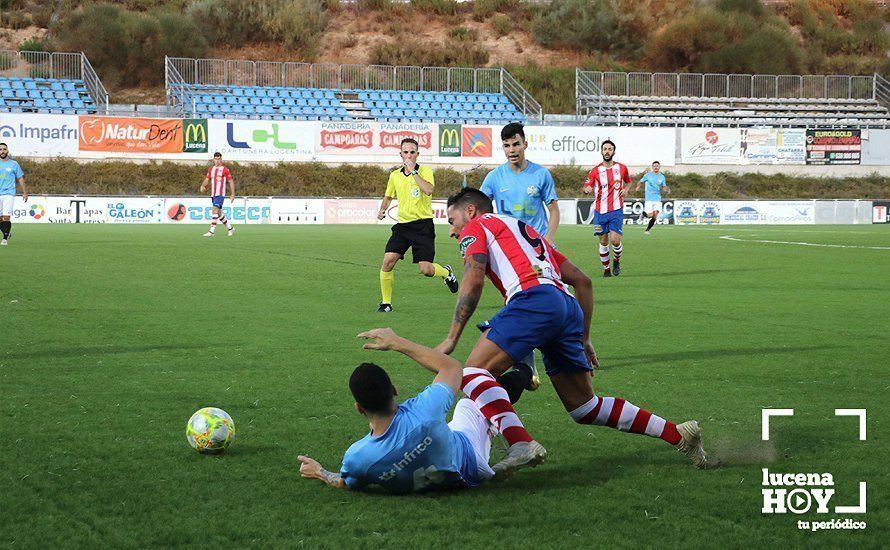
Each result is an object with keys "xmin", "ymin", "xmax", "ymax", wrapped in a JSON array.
[{"xmin": 376, "ymin": 138, "xmax": 458, "ymax": 313}]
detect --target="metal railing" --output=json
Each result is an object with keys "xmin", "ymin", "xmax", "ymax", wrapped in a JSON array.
[
  {"xmin": 579, "ymin": 71, "xmax": 879, "ymax": 100},
  {"xmin": 875, "ymin": 73, "xmax": 890, "ymax": 111},
  {"xmin": 0, "ymin": 50, "xmax": 108, "ymax": 113},
  {"xmin": 575, "ymin": 68, "xmax": 621, "ymax": 123},
  {"xmin": 166, "ymin": 57, "xmax": 542, "ymax": 120},
  {"xmin": 81, "ymin": 55, "xmax": 109, "ymax": 115}
]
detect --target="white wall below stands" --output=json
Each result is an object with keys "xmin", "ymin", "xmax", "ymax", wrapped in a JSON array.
[{"xmin": 9, "ymin": 196, "xmax": 885, "ymax": 225}]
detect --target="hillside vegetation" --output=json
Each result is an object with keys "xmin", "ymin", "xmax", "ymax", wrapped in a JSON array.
[{"xmin": 1, "ymin": 0, "xmax": 888, "ymax": 112}]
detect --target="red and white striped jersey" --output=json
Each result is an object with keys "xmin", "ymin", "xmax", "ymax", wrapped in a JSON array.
[
  {"xmin": 583, "ymin": 162, "xmax": 630, "ymax": 214},
  {"xmin": 459, "ymin": 213, "xmax": 571, "ymax": 303},
  {"xmin": 206, "ymin": 165, "xmax": 232, "ymax": 196}
]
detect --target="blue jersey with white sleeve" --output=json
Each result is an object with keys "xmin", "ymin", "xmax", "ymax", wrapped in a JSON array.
[
  {"xmin": 641, "ymin": 172, "xmax": 666, "ymax": 202},
  {"xmin": 0, "ymin": 159, "xmax": 24, "ymax": 195},
  {"xmin": 339, "ymin": 382, "xmax": 481, "ymax": 494},
  {"xmin": 480, "ymin": 161, "xmax": 557, "ymax": 237}
]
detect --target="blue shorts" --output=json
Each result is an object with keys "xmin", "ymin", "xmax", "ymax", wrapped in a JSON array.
[
  {"xmin": 211, "ymin": 195, "xmax": 225, "ymax": 208},
  {"xmin": 484, "ymin": 285, "xmax": 592, "ymax": 376},
  {"xmin": 593, "ymin": 209, "xmax": 623, "ymax": 236}
]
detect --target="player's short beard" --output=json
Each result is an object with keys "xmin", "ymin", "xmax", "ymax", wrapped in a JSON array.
[
  {"xmin": 0, "ymin": 152, "xmax": 6, "ymax": 159},
  {"xmin": 602, "ymin": 152, "xmax": 612, "ymax": 162}
]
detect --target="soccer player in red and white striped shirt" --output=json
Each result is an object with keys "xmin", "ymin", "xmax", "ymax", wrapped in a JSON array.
[
  {"xmin": 582, "ymin": 140, "xmax": 629, "ymax": 277},
  {"xmin": 199, "ymin": 152, "xmax": 235, "ymax": 237},
  {"xmin": 436, "ymin": 188, "xmax": 713, "ymax": 472}
]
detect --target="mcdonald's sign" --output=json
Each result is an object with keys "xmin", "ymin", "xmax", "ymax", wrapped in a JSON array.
[
  {"xmin": 183, "ymin": 119, "xmax": 208, "ymax": 153},
  {"xmin": 439, "ymin": 124, "xmax": 461, "ymax": 157}
]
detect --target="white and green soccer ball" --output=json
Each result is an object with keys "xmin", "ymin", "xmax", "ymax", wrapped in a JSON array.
[{"xmin": 186, "ymin": 407, "xmax": 235, "ymax": 454}]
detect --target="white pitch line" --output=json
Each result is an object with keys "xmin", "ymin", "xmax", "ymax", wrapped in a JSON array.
[{"xmin": 720, "ymin": 235, "xmax": 890, "ymax": 250}]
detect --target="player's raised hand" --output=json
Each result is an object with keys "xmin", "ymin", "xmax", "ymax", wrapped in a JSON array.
[{"xmin": 358, "ymin": 328, "xmax": 401, "ymax": 351}]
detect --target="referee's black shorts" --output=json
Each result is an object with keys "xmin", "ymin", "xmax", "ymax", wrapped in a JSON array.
[{"xmin": 385, "ymin": 218, "xmax": 436, "ymax": 263}]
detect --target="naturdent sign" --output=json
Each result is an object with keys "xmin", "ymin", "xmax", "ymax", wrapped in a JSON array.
[{"xmin": 182, "ymin": 119, "xmax": 208, "ymax": 153}]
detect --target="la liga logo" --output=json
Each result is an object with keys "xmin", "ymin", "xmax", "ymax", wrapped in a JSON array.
[{"xmin": 29, "ymin": 204, "xmax": 45, "ymax": 219}]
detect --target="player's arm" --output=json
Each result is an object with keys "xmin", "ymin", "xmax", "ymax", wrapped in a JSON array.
[
  {"xmin": 377, "ymin": 196, "xmax": 393, "ymax": 220},
  {"xmin": 558, "ymin": 259, "xmax": 599, "ymax": 369},
  {"xmin": 634, "ymin": 175, "xmax": 643, "ymax": 194},
  {"xmin": 228, "ymin": 174, "xmax": 235, "ymax": 201},
  {"xmin": 545, "ymin": 200, "xmax": 560, "ymax": 244},
  {"xmin": 358, "ymin": 327, "xmax": 462, "ymax": 394},
  {"xmin": 17, "ymin": 176, "xmax": 27, "ymax": 202},
  {"xmin": 413, "ymin": 172, "xmax": 434, "ymax": 196},
  {"xmin": 582, "ymin": 171, "xmax": 593, "ymax": 194},
  {"xmin": 436, "ymin": 253, "xmax": 487, "ymax": 356},
  {"xmin": 296, "ymin": 455, "xmax": 349, "ymax": 490},
  {"xmin": 620, "ymin": 166, "xmax": 631, "ymax": 199},
  {"xmin": 662, "ymin": 183, "xmax": 671, "ymax": 195},
  {"xmin": 199, "ymin": 176, "xmax": 209, "ymax": 194}
]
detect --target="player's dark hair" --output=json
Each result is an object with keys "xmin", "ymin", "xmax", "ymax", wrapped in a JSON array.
[
  {"xmin": 601, "ymin": 139, "xmax": 616, "ymax": 150},
  {"xmin": 213, "ymin": 151, "xmax": 222, "ymax": 158},
  {"xmin": 500, "ymin": 122, "xmax": 525, "ymax": 141},
  {"xmin": 0, "ymin": 142, "xmax": 7, "ymax": 147},
  {"xmin": 652, "ymin": 160, "xmax": 660, "ymax": 165},
  {"xmin": 446, "ymin": 187, "xmax": 493, "ymax": 213},
  {"xmin": 349, "ymin": 362, "xmax": 395, "ymax": 414},
  {"xmin": 400, "ymin": 138, "xmax": 419, "ymax": 150}
]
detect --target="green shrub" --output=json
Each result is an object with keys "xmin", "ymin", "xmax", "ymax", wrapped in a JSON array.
[
  {"xmin": 489, "ymin": 13, "xmax": 511, "ymax": 37},
  {"xmin": 1, "ymin": 11, "xmax": 31, "ymax": 29},
  {"xmin": 31, "ymin": 6, "xmax": 53, "ymax": 28},
  {"xmin": 55, "ymin": 3, "xmax": 208, "ymax": 87},
  {"xmin": 19, "ymin": 36, "xmax": 51, "ymax": 52},
  {"xmin": 369, "ymin": 38, "xmax": 489, "ymax": 67},
  {"xmin": 410, "ymin": 0, "xmax": 459, "ymax": 16},
  {"xmin": 472, "ymin": 0, "xmax": 524, "ymax": 20},
  {"xmin": 531, "ymin": 0, "xmax": 641, "ymax": 57},
  {"xmin": 264, "ymin": 0, "xmax": 329, "ymax": 52}
]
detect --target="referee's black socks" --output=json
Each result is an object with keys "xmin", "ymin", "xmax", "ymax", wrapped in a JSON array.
[{"xmin": 646, "ymin": 217, "xmax": 657, "ymax": 231}]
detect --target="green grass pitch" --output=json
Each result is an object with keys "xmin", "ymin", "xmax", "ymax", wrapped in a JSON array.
[{"xmin": 1, "ymin": 223, "xmax": 887, "ymax": 548}]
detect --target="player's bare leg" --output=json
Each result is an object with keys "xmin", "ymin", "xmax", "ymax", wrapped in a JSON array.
[
  {"xmin": 598, "ymin": 233, "xmax": 611, "ymax": 277},
  {"xmin": 610, "ymin": 232, "xmax": 623, "ymax": 276},
  {"xmin": 204, "ymin": 206, "xmax": 220, "ymax": 237},
  {"xmin": 550, "ymin": 370, "xmax": 714, "ymax": 468},
  {"xmin": 645, "ymin": 210, "xmax": 659, "ymax": 234},
  {"xmin": 463, "ymin": 334, "xmax": 546, "ymax": 478},
  {"xmin": 377, "ymin": 252, "xmax": 400, "ymax": 312}
]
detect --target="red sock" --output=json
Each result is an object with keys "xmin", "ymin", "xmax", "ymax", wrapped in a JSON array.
[{"xmin": 461, "ymin": 367, "xmax": 533, "ymax": 446}]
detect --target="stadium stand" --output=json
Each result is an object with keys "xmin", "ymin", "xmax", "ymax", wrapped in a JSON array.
[
  {"xmin": 576, "ymin": 71, "xmax": 890, "ymax": 128},
  {"xmin": 0, "ymin": 51, "xmax": 107, "ymax": 115},
  {"xmin": 166, "ymin": 57, "xmax": 540, "ymax": 124}
]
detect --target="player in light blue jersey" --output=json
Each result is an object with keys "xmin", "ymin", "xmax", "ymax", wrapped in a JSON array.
[
  {"xmin": 480, "ymin": 123, "xmax": 559, "ymax": 243},
  {"xmin": 634, "ymin": 161, "xmax": 670, "ymax": 235},
  {"xmin": 477, "ymin": 123, "xmax": 560, "ymax": 392},
  {"xmin": 0, "ymin": 143, "xmax": 28, "ymax": 246},
  {"xmin": 297, "ymin": 328, "xmax": 537, "ymax": 494}
]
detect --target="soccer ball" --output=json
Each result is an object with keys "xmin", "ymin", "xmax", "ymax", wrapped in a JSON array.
[{"xmin": 186, "ymin": 407, "xmax": 235, "ymax": 454}]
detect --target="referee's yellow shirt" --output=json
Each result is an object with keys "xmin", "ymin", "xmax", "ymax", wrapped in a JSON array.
[{"xmin": 385, "ymin": 165, "xmax": 435, "ymax": 223}]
